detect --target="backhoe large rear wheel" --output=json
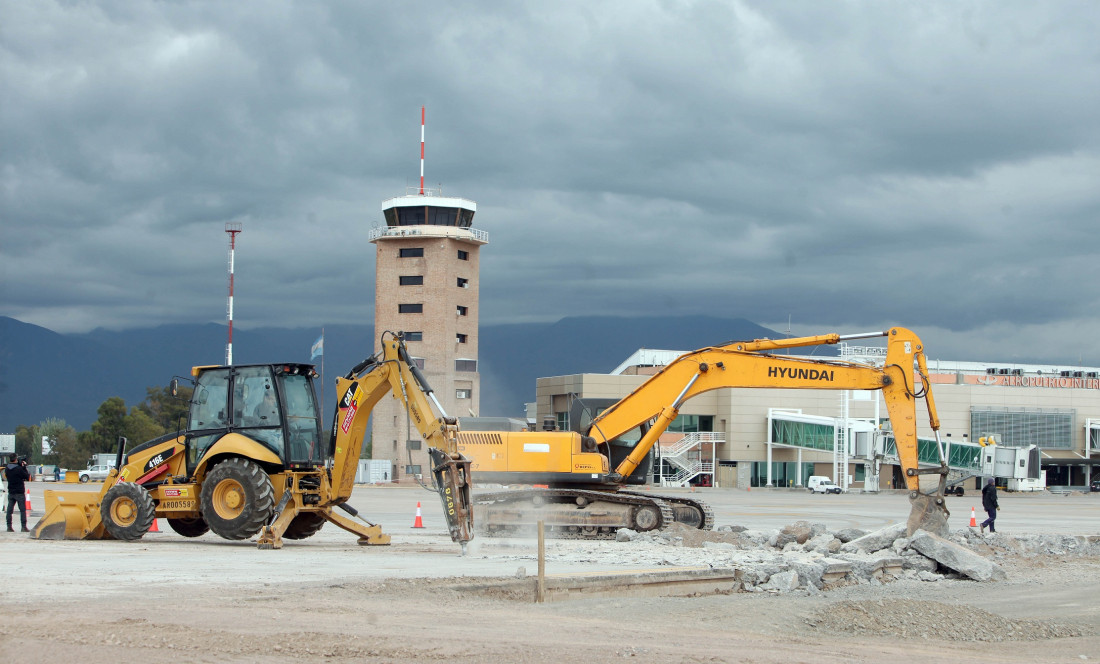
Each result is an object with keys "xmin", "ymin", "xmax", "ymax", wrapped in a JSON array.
[
  {"xmin": 167, "ymin": 516, "xmax": 209, "ymax": 538},
  {"xmin": 283, "ymin": 512, "xmax": 326, "ymax": 540},
  {"xmin": 100, "ymin": 483, "xmax": 156, "ymax": 541},
  {"xmin": 200, "ymin": 458, "xmax": 274, "ymax": 540}
]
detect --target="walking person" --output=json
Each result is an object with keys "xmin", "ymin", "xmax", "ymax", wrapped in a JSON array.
[
  {"xmin": 980, "ymin": 476, "xmax": 999, "ymax": 534},
  {"xmin": 5, "ymin": 453, "xmax": 31, "ymax": 532}
]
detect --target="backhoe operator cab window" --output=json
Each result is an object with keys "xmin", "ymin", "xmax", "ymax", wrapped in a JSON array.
[{"xmin": 185, "ymin": 364, "xmax": 320, "ymax": 469}]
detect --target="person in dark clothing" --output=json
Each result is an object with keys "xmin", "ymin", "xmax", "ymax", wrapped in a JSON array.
[
  {"xmin": 5, "ymin": 453, "xmax": 31, "ymax": 532},
  {"xmin": 980, "ymin": 476, "xmax": 999, "ymax": 534}
]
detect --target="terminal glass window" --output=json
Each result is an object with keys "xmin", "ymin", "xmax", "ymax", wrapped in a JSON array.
[
  {"xmin": 971, "ymin": 407, "xmax": 1075, "ymax": 449},
  {"xmin": 667, "ymin": 415, "xmax": 713, "ymax": 433},
  {"xmin": 771, "ymin": 419, "xmax": 835, "ymax": 451}
]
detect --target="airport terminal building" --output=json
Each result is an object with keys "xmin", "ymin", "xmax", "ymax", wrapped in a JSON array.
[{"xmin": 534, "ymin": 345, "xmax": 1100, "ymax": 491}]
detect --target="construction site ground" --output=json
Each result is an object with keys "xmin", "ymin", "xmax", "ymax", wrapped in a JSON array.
[{"xmin": 2, "ymin": 483, "xmax": 1097, "ymax": 663}]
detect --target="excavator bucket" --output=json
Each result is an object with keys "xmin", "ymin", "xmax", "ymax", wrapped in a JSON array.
[
  {"xmin": 906, "ymin": 492, "xmax": 950, "ymax": 537},
  {"xmin": 31, "ymin": 490, "xmax": 109, "ymax": 540}
]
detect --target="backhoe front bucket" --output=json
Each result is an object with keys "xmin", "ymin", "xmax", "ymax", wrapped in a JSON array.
[
  {"xmin": 31, "ymin": 490, "xmax": 108, "ymax": 540},
  {"xmin": 906, "ymin": 491, "xmax": 950, "ymax": 537}
]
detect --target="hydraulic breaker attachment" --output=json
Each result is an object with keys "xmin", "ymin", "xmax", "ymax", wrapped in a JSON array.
[
  {"xmin": 429, "ymin": 447, "xmax": 474, "ymax": 554},
  {"xmin": 31, "ymin": 490, "xmax": 109, "ymax": 540}
]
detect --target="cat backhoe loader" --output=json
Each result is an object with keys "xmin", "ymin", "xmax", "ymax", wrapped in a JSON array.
[
  {"xmin": 463, "ymin": 327, "xmax": 949, "ymax": 538},
  {"xmin": 32, "ymin": 332, "xmax": 474, "ymax": 550}
]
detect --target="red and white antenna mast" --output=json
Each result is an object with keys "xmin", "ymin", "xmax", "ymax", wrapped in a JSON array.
[
  {"xmin": 419, "ymin": 106, "xmax": 425, "ymax": 195},
  {"xmin": 224, "ymin": 222, "xmax": 242, "ymax": 365}
]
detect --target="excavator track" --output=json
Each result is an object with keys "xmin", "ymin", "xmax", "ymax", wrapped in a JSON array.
[
  {"xmin": 619, "ymin": 490, "xmax": 715, "ymax": 532},
  {"xmin": 474, "ymin": 488, "xmax": 677, "ymax": 540}
]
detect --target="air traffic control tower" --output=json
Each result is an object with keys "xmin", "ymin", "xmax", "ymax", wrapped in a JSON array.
[{"xmin": 369, "ymin": 188, "xmax": 488, "ymax": 481}]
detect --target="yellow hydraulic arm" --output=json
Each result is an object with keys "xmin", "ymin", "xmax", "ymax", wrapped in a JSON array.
[
  {"xmin": 588, "ymin": 327, "xmax": 949, "ymax": 534},
  {"xmin": 328, "ymin": 332, "xmax": 474, "ymax": 548}
]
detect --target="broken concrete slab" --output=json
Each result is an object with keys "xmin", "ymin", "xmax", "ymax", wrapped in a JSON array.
[
  {"xmin": 908, "ymin": 530, "xmax": 1006, "ymax": 582},
  {"xmin": 840, "ymin": 522, "xmax": 907, "ymax": 553}
]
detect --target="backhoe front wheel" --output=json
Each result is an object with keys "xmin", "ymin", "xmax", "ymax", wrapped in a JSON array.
[
  {"xmin": 100, "ymin": 482, "xmax": 156, "ymax": 541},
  {"xmin": 200, "ymin": 458, "xmax": 274, "ymax": 540}
]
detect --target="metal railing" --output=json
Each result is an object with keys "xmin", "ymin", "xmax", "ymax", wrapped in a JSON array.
[{"xmin": 368, "ymin": 225, "xmax": 489, "ymax": 243}]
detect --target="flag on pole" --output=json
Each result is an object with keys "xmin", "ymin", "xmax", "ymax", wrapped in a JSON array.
[{"xmin": 310, "ymin": 334, "xmax": 324, "ymax": 360}]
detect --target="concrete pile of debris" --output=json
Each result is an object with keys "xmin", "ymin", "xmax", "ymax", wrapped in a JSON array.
[{"xmin": 610, "ymin": 522, "xmax": 1100, "ymax": 593}]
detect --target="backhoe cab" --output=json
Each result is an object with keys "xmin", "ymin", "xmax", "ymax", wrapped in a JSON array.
[{"xmin": 33, "ymin": 334, "xmax": 475, "ymax": 550}]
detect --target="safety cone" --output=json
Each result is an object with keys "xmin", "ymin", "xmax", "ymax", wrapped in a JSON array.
[
  {"xmin": 969, "ymin": 507, "xmax": 977, "ymax": 528},
  {"xmin": 412, "ymin": 502, "xmax": 424, "ymax": 528},
  {"xmin": 149, "ymin": 518, "xmax": 160, "ymax": 533},
  {"xmin": 25, "ymin": 494, "xmax": 32, "ymax": 512}
]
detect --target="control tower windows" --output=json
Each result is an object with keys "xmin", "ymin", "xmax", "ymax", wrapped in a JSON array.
[
  {"xmin": 399, "ymin": 304, "xmax": 423, "ymax": 314},
  {"xmin": 457, "ymin": 305, "xmax": 468, "ymax": 316},
  {"xmin": 399, "ymin": 247, "xmax": 424, "ymax": 258},
  {"xmin": 457, "ymin": 250, "xmax": 469, "ymax": 261},
  {"xmin": 400, "ymin": 275, "xmax": 424, "ymax": 286},
  {"xmin": 457, "ymin": 277, "xmax": 468, "ymax": 288},
  {"xmin": 457, "ymin": 333, "xmax": 467, "ymax": 344}
]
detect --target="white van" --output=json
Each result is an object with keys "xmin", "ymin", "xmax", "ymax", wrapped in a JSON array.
[{"xmin": 807, "ymin": 476, "xmax": 841, "ymax": 494}]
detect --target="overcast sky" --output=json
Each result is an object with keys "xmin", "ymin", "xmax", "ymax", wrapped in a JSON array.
[{"xmin": 2, "ymin": 1, "xmax": 1098, "ymax": 366}]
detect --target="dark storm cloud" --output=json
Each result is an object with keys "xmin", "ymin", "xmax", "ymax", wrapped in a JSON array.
[{"xmin": 1, "ymin": 1, "xmax": 1097, "ymax": 365}]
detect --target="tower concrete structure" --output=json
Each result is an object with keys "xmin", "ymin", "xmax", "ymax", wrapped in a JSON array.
[{"xmin": 369, "ymin": 188, "xmax": 488, "ymax": 480}]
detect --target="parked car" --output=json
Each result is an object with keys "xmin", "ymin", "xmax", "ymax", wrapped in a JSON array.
[
  {"xmin": 811, "ymin": 479, "xmax": 843, "ymax": 494},
  {"xmin": 1091, "ymin": 480, "xmax": 1100, "ymax": 493},
  {"xmin": 79, "ymin": 464, "xmax": 112, "ymax": 483}
]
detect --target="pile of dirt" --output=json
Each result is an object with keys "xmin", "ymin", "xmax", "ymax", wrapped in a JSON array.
[{"xmin": 805, "ymin": 598, "xmax": 1084, "ymax": 641}]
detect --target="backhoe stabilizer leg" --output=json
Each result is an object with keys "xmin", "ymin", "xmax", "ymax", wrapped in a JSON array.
[{"xmin": 429, "ymin": 447, "xmax": 475, "ymax": 549}]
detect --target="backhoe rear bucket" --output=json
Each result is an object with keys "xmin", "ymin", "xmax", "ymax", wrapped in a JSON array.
[
  {"xmin": 906, "ymin": 491, "xmax": 950, "ymax": 537},
  {"xmin": 31, "ymin": 490, "xmax": 108, "ymax": 540}
]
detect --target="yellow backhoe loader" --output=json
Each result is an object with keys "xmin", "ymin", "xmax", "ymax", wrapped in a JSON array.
[
  {"xmin": 32, "ymin": 332, "xmax": 474, "ymax": 550},
  {"xmin": 462, "ymin": 327, "xmax": 949, "ymax": 538}
]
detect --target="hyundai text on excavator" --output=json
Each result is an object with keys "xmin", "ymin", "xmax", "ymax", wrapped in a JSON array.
[
  {"xmin": 32, "ymin": 332, "xmax": 474, "ymax": 551},
  {"xmin": 461, "ymin": 327, "xmax": 950, "ymax": 538}
]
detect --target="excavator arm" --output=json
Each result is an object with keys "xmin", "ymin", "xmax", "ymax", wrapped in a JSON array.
[
  {"xmin": 328, "ymin": 332, "xmax": 474, "ymax": 548},
  {"xmin": 588, "ymin": 327, "xmax": 949, "ymax": 534}
]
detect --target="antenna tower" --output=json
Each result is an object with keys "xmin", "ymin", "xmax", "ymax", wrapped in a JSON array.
[
  {"xmin": 419, "ymin": 106, "xmax": 425, "ymax": 195},
  {"xmin": 225, "ymin": 222, "xmax": 242, "ymax": 365}
]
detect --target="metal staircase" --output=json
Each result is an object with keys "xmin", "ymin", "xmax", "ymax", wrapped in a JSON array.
[{"xmin": 656, "ymin": 432, "xmax": 721, "ymax": 487}]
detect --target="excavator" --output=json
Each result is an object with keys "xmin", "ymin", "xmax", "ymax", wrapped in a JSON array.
[
  {"xmin": 32, "ymin": 332, "xmax": 475, "ymax": 551},
  {"xmin": 461, "ymin": 327, "xmax": 950, "ymax": 539}
]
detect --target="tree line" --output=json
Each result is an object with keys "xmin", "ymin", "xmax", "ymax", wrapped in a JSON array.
[{"xmin": 12, "ymin": 384, "xmax": 193, "ymax": 470}]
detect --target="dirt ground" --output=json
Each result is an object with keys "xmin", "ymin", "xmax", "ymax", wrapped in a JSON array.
[
  {"xmin": 2, "ymin": 487, "xmax": 1096, "ymax": 662},
  {"xmin": 1, "ymin": 542, "xmax": 1096, "ymax": 663}
]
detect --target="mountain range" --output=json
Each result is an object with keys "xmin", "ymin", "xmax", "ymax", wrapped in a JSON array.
[{"xmin": 0, "ymin": 315, "xmax": 800, "ymax": 432}]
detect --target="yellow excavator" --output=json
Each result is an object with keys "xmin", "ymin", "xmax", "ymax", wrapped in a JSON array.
[
  {"xmin": 32, "ymin": 332, "xmax": 474, "ymax": 550},
  {"xmin": 462, "ymin": 327, "xmax": 949, "ymax": 538}
]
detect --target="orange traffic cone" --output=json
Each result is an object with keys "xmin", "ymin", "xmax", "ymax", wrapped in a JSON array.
[
  {"xmin": 969, "ymin": 507, "xmax": 977, "ymax": 528},
  {"xmin": 25, "ymin": 494, "xmax": 32, "ymax": 511},
  {"xmin": 412, "ymin": 502, "xmax": 424, "ymax": 528},
  {"xmin": 149, "ymin": 518, "xmax": 160, "ymax": 533}
]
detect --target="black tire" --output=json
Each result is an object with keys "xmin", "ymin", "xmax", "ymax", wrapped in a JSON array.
[
  {"xmin": 283, "ymin": 512, "xmax": 326, "ymax": 540},
  {"xmin": 167, "ymin": 516, "xmax": 210, "ymax": 538},
  {"xmin": 99, "ymin": 483, "xmax": 156, "ymax": 541},
  {"xmin": 200, "ymin": 458, "xmax": 274, "ymax": 540},
  {"xmin": 80, "ymin": 474, "xmax": 90, "ymax": 483}
]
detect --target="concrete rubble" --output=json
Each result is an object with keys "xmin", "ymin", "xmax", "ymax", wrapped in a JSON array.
[{"xmin": 582, "ymin": 521, "xmax": 1100, "ymax": 594}]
